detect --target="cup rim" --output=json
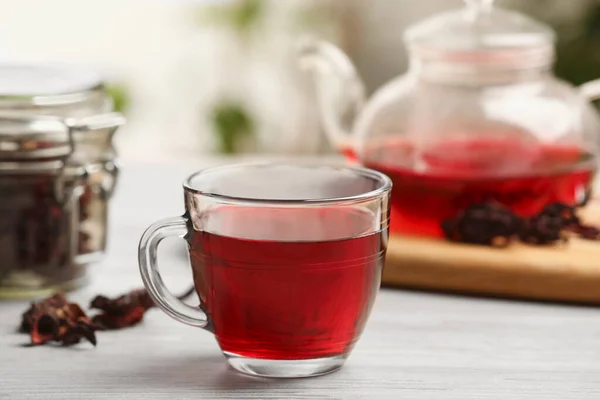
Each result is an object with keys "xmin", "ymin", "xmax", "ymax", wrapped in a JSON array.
[{"xmin": 182, "ymin": 161, "xmax": 392, "ymax": 206}]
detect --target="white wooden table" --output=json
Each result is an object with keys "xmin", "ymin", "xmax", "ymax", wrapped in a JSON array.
[{"xmin": 2, "ymin": 159, "xmax": 600, "ymax": 399}]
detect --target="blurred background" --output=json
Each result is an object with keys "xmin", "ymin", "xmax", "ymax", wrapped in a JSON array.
[{"xmin": 3, "ymin": 0, "xmax": 599, "ymax": 163}]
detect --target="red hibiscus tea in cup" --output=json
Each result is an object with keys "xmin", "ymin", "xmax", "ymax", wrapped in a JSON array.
[{"xmin": 189, "ymin": 206, "xmax": 384, "ymax": 360}]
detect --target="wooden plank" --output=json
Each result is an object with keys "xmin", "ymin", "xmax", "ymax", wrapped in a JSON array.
[{"xmin": 383, "ymin": 202, "xmax": 600, "ymax": 304}]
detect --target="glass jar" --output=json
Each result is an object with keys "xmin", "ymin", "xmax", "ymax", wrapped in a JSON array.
[
  {"xmin": 0, "ymin": 65, "xmax": 125, "ymax": 263},
  {"xmin": 0, "ymin": 116, "xmax": 87, "ymax": 299},
  {"xmin": 300, "ymin": 0, "xmax": 600, "ymax": 238}
]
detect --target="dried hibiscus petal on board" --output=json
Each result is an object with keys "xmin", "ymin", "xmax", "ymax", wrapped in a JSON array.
[
  {"xmin": 568, "ymin": 223, "xmax": 600, "ymax": 240},
  {"xmin": 519, "ymin": 203, "xmax": 575, "ymax": 245},
  {"xmin": 540, "ymin": 202, "xmax": 600, "ymax": 240},
  {"xmin": 19, "ymin": 293, "xmax": 97, "ymax": 346},
  {"xmin": 442, "ymin": 200, "xmax": 600, "ymax": 247},
  {"xmin": 441, "ymin": 202, "xmax": 522, "ymax": 247}
]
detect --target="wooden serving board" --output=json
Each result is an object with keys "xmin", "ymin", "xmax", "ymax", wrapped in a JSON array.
[{"xmin": 383, "ymin": 201, "xmax": 600, "ymax": 305}]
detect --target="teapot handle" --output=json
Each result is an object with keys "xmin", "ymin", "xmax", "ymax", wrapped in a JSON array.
[
  {"xmin": 297, "ymin": 36, "xmax": 366, "ymax": 154},
  {"xmin": 579, "ymin": 79, "xmax": 600, "ymax": 102}
]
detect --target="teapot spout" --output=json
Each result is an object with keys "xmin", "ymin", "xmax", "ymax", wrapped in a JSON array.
[{"xmin": 297, "ymin": 36, "xmax": 366, "ymax": 155}]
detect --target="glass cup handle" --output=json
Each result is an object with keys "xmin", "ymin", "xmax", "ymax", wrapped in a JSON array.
[{"xmin": 138, "ymin": 216, "xmax": 209, "ymax": 329}]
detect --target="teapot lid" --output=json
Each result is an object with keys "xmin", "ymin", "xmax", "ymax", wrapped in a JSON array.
[{"xmin": 404, "ymin": 0, "xmax": 555, "ymax": 67}]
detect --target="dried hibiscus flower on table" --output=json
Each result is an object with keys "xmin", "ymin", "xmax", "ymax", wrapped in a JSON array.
[
  {"xmin": 90, "ymin": 286, "xmax": 195, "ymax": 330},
  {"xmin": 90, "ymin": 289, "xmax": 156, "ymax": 330},
  {"xmin": 442, "ymin": 201, "xmax": 600, "ymax": 247},
  {"xmin": 19, "ymin": 293, "xmax": 97, "ymax": 346},
  {"xmin": 19, "ymin": 286, "xmax": 195, "ymax": 347}
]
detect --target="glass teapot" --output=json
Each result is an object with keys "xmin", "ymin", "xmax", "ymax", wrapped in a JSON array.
[{"xmin": 299, "ymin": 0, "xmax": 600, "ymax": 238}]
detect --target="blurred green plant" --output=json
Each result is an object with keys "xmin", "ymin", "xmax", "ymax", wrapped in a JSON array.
[
  {"xmin": 513, "ymin": 0, "xmax": 600, "ymax": 86},
  {"xmin": 106, "ymin": 83, "xmax": 130, "ymax": 114},
  {"xmin": 210, "ymin": 101, "xmax": 255, "ymax": 154},
  {"xmin": 200, "ymin": 0, "xmax": 265, "ymax": 35},
  {"xmin": 196, "ymin": 0, "xmax": 334, "ymax": 154},
  {"xmin": 553, "ymin": 5, "xmax": 600, "ymax": 86}
]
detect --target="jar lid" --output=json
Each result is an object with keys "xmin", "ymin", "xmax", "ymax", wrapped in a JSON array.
[
  {"xmin": 0, "ymin": 64, "xmax": 104, "ymax": 108},
  {"xmin": 0, "ymin": 116, "xmax": 72, "ymax": 161},
  {"xmin": 404, "ymin": 0, "xmax": 555, "ymax": 67}
]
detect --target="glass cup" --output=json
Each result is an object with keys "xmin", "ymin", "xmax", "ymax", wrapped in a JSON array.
[{"xmin": 138, "ymin": 163, "xmax": 392, "ymax": 378}]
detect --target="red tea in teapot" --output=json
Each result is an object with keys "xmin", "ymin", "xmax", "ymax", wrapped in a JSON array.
[{"xmin": 358, "ymin": 138, "xmax": 595, "ymax": 237}]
